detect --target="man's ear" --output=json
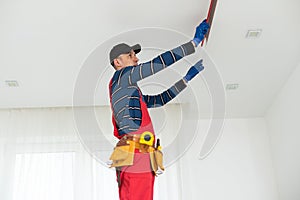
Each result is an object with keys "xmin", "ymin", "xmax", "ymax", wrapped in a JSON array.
[{"xmin": 113, "ymin": 59, "xmax": 120, "ymax": 67}]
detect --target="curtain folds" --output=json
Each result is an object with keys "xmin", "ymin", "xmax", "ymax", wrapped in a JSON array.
[{"xmin": 0, "ymin": 107, "xmax": 181, "ymax": 200}]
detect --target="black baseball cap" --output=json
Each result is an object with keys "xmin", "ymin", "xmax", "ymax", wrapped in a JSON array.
[{"xmin": 109, "ymin": 43, "xmax": 141, "ymax": 66}]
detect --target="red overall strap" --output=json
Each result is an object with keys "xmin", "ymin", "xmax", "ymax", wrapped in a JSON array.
[
  {"xmin": 108, "ymin": 79, "xmax": 121, "ymax": 138},
  {"xmin": 109, "ymin": 79, "xmax": 155, "ymax": 139}
]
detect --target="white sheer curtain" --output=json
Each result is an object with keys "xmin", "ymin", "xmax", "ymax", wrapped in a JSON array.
[{"xmin": 0, "ymin": 107, "xmax": 182, "ymax": 200}]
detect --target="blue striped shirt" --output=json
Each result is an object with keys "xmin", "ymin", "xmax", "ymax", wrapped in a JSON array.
[{"xmin": 110, "ymin": 41, "xmax": 195, "ymax": 136}]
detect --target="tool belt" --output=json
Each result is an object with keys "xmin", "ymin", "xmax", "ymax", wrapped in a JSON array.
[{"xmin": 109, "ymin": 132, "xmax": 164, "ymax": 175}]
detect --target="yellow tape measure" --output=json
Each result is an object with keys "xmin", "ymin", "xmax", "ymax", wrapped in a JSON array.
[{"xmin": 139, "ymin": 131, "xmax": 154, "ymax": 146}]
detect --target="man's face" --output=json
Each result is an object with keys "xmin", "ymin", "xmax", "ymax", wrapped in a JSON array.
[{"xmin": 115, "ymin": 50, "xmax": 139, "ymax": 69}]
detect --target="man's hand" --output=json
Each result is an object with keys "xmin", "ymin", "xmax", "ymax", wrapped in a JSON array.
[
  {"xmin": 192, "ymin": 19, "xmax": 210, "ymax": 47},
  {"xmin": 183, "ymin": 59, "xmax": 204, "ymax": 83}
]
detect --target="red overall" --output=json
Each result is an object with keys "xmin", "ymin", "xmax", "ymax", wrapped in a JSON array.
[{"xmin": 109, "ymin": 80, "xmax": 155, "ymax": 200}]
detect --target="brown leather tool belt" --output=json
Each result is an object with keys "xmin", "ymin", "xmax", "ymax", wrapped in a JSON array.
[
  {"xmin": 116, "ymin": 134, "xmax": 152, "ymax": 153},
  {"xmin": 109, "ymin": 132, "xmax": 164, "ymax": 174}
]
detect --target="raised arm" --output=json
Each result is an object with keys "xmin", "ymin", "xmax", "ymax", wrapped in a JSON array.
[
  {"xmin": 129, "ymin": 41, "xmax": 195, "ymax": 84},
  {"xmin": 143, "ymin": 59, "xmax": 205, "ymax": 108},
  {"xmin": 142, "ymin": 79, "xmax": 187, "ymax": 108}
]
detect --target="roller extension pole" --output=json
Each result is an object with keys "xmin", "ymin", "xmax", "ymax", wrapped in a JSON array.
[{"xmin": 201, "ymin": 0, "xmax": 218, "ymax": 47}]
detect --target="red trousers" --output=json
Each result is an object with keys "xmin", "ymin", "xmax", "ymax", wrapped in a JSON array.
[
  {"xmin": 118, "ymin": 171, "xmax": 155, "ymax": 200},
  {"xmin": 117, "ymin": 151, "xmax": 155, "ymax": 200}
]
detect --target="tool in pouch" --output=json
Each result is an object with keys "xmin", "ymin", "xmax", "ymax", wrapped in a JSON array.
[
  {"xmin": 109, "ymin": 131, "xmax": 165, "ymax": 175},
  {"xmin": 149, "ymin": 138, "xmax": 165, "ymax": 176}
]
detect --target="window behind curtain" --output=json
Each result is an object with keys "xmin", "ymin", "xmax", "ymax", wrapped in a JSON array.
[{"xmin": 13, "ymin": 152, "xmax": 75, "ymax": 200}]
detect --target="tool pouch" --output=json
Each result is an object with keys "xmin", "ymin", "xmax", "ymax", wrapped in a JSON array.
[
  {"xmin": 154, "ymin": 149, "xmax": 164, "ymax": 171},
  {"xmin": 109, "ymin": 140, "xmax": 135, "ymax": 168},
  {"xmin": 149, "ymin": 147, "xmax": 165, "ymax": 175}
]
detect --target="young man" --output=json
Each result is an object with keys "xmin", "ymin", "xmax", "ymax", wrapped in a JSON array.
[{"xmin": 108, "ymin": 19, "xmax": 209, "ymax": 200}]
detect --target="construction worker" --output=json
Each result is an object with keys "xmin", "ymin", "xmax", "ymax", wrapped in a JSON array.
[{"xmin": 108, "ymin": 19, "xmax": 210, "ymax": 200}]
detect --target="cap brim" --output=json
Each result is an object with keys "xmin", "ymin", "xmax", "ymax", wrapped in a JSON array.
[{"xmin": 132, "ymin": 44, "xmax": 141, "ymax": 54}]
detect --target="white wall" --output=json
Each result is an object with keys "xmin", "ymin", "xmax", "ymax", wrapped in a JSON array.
[
  {"xmin": 266, "ymin": 63, "xmax": 300, "ymax": 200},
  {"xmin": 179, "ymin": 118, "xmax": 278, "ymax": 200}
]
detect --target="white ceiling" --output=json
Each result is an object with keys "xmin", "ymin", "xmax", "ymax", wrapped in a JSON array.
[{"xmin": 1, "ymin": 0, "xmax": 300, "ymax": 118}]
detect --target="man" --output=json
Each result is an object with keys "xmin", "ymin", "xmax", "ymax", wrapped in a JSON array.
[{"xmin": 108, "ymin": 19, "xmax": 210, "ymax": 200}]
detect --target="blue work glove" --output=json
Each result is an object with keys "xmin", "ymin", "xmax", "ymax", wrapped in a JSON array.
[
  {"xmin": 183, "ymin": 59, "xmax": 204, "ymax": 82},
  {"xmin": 192, "ymin": 19, "xmax": 210, "ymax": 47}
]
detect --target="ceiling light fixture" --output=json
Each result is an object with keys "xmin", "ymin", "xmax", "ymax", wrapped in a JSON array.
[
  {"xmin": 246, "ymin": 29, "xmax": 262, "ymax": 39},
  {"xmin": 226, "ymin": 83, "xmax": 239, "ymax": 90},
  {"xmin": 5, "ymin": 80, "xmax": 19, "ymax": 87}
]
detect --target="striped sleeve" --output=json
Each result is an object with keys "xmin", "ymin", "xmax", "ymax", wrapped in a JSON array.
[
  {"xmin": 143, "ymin": 79, "xmax": 187, "ymax": 108},
  {"xmin": 129, "ymin": 41, "xmax": 195, "ymax": 84}
]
